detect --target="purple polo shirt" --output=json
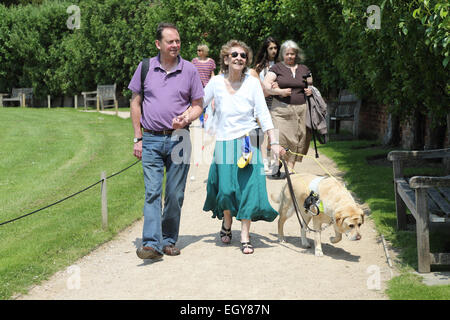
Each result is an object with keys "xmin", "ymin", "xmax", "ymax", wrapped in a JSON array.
[{"xmin": 128, "ymin": 54, "xmax": 204, "ymax": 131}]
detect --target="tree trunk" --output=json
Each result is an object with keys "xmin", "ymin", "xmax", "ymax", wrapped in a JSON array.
[
  {"xmin": 401, "ymin": 112, "xmax": 424, "ymax": 150},
  {"xmin": 412, "ymin": 110, "xmax": 426, "ymax": 150},
  {"xmin": 444, "ymin": 114, "xmax": 450, "ymax": 174},
  {"xmin": 383, "ymin": 113, "xmax": 400, "ymax": 146}
]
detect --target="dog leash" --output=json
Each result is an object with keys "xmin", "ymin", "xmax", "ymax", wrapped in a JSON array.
[
  {"xmin": 281, "ymin": 158, "xmax": 317, "ymax": 233},
  {"xmin": 284, "ymin": 149, "xmax": 341, "ymax": 184},
  {"xmin": 282, "ymin": 165, "xmax": 320, "ymax": 216}
]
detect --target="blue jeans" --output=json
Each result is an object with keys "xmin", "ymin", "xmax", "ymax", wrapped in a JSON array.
[{"xmin": 141, "ymin": 130, "xmax": 191, "ymax": 254}]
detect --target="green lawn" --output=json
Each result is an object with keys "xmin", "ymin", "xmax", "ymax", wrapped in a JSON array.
[
  {"xmin": 317, "ymin": 139, "xmax": 450, "ymax": 300},
  {"xmin": 0, "ymin": 108, "xmax": 143, "ymax": 300}
]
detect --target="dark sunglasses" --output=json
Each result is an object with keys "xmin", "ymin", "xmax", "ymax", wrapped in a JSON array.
[
  {"xmin": 197, "ymin": 49, "xmax": 203, "ymax": 52},
  {"xmin": 230, "ymin": 51, "xmax": 247, "ymax": 59}
]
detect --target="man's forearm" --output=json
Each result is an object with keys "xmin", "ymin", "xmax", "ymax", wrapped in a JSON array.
[
  {"xmin": 187, "ymin": 105, "xmax": 203, "ymax": 122},
  {"xmin": 130, "ymin": 95, "xmax": 142, "ymax": 137},
  {"xmin": 186, "ymin": 98, "xmax": 204, "ymax": 122}
]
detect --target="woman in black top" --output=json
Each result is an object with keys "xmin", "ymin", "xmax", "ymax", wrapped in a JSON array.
[{"xmin": 263, "ymin": 40, "xmax": 313, "ymax": 172}]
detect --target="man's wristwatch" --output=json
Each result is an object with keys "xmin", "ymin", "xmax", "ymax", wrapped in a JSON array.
[
  {"xmin": 133, "ymin": 137, "xmax": 142, "ymax": 143},
  {"xmin": 270, "ymin": 141, "xmax": 280, "ymax": 146}
]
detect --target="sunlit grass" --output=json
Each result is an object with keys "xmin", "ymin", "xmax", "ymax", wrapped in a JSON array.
[{"xmin": 0, "ymin": 108, "xmax": 144, "ymax": 299}]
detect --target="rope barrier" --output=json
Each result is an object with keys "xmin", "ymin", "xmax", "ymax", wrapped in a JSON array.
[
  {"xmin": 1, "ymin": 148, "xmax": 336, "ymax": 227},
  {"xmin": 0, "ymin": 159, "xmax": 141, "ymax": 227}
]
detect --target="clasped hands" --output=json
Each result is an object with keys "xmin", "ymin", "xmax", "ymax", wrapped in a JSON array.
[
  {"xmin": 172, "ymin": 109, "xmax": 191, "ymax": 129},
  {"xmin": 273, "ymin": 81, "xmax": 312, "ymax": 98}
]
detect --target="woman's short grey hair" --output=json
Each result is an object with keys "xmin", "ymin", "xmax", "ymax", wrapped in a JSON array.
[{"xmin": 279, "ymin": 40, "xmax": 305, "ymax": 63}]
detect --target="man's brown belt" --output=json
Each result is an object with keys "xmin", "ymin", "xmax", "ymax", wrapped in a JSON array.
[{"xmin": 143, "ymin": 128, "xmax": 175, "ymax": 135}]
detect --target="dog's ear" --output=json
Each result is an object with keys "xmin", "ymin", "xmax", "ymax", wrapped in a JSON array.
[
  {"xmin": 355, "ymin": 203, "xmax": 367, "ymax": 224},
  {"xmin": 335, "ymin": 215, "xmax": 343, "ymax": 227},
  {"xmin": 334, "ymin": 208, "xmax": 347, "ymax": 227}
]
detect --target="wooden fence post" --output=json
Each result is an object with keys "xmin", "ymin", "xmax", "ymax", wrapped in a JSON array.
[
  {"xmin": 74, "ymin": 95, "xmax": 78, "ymax": 109},
  {"xmin": 101, "ymin": 171, "xmax": 108, "ymax": 230},
  {"xmin": 47, "ymin": 95, "xmax": 51, "ymax": 109}
]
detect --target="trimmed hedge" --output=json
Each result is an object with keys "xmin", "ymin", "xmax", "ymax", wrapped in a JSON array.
[{"xmin": 0, "ymin": 0, "xmax": 448, "ymax": 124}]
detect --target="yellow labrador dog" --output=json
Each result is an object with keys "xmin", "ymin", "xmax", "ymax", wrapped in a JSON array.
[{"xmin": 272, "ymin": 173, "xmax": 364, "ymax": 257}]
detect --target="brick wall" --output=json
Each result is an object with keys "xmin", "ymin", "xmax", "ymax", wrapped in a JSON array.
[
  {"xmin": 358, "ymin": 101, "xmax": 448, "ymax": 149},
  {"xmin": 358, "ymin": 101, "xmax": 389, "ymax": 140}
]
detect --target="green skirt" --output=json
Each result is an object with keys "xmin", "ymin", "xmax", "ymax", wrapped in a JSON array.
[{"xmin": 203, "ymin": 138, "xmax": 278, "ymax": 222}]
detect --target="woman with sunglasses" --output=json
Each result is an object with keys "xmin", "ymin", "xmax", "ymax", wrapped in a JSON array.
[
  {"xmin": 202, "ymin": 40, "xmax": 285, "ymax": 254},
  {"xmin": 263, "ymin": 40, "xmax": 313, "ymax": 174},
  {"xmin": 192, "ymin": 44, "xmax": 216, "ymax": 126}
]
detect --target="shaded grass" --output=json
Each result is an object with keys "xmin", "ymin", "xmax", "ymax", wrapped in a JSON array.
[
  {"xmin": 316, "ymin": 139, "xmax": 450, "ymax": 300},
  {"xmin": 0, "ymin": 108, "xmax": 144, "ymax": 299}
]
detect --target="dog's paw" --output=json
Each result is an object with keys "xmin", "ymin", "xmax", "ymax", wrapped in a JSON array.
[{"xmin": 315, "ymin": 249, "xmax": 324, "ymax": 257}]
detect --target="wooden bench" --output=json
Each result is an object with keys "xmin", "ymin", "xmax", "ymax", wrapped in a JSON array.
[
  {"xmin": 326, "ymin": 89, "xmax": 361, "ymax": 138},
  {"xmin": 82, "ymin": 84, "xmax": 118, "ymax": 113},
  {"xmin": 388, "ymin": 148, "xmax": 450, "ymax": 272},
  {"xmin": 0, "ymin": 88, "xmax": 33, "ymax": 107}
]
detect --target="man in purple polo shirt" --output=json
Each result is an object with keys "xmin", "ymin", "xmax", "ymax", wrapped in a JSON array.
[{"xmin": 128, "ymin": 22, "xmax": 204, "ymax": 260}]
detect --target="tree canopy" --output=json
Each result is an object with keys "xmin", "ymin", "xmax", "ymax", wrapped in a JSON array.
[{"xmin": 0, "ymin": 0, "xmax": 448, "ymax": 123}]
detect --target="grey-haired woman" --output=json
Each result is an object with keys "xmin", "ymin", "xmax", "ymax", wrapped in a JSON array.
[{"xmin": 263, "ymin": 40, "xmax": 312, "ymax": 174}]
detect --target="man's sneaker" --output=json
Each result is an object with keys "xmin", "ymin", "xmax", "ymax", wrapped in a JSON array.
[{"xmin": 136, "ymin": 246, "xmax": 163, "ymax": 260}]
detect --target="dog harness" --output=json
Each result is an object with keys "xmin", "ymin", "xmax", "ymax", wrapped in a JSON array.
[
  {"xmin": 283, "ymin": 159, "xmax": 334, "ymax": 233},
  {"xmin": 303, "ymin": 177, "xmax": 325, "ymax": 215},
  {"xmin": 309, "ymin": 176, "xmax": 325, "ymax": 194}
]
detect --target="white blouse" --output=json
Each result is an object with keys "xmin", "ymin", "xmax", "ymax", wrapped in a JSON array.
[{"xmin": 203, "ymin": 73, "xmax": 274, "ymax": 141}]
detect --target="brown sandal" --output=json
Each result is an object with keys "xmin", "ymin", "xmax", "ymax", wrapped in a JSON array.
[
  {"xmin": 220, "ymin": 220, "xmax": 232, "ymax": 244},
  {"xmin": 241, "ymin": 242, "xmax": 254, "ymax": 254}
]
